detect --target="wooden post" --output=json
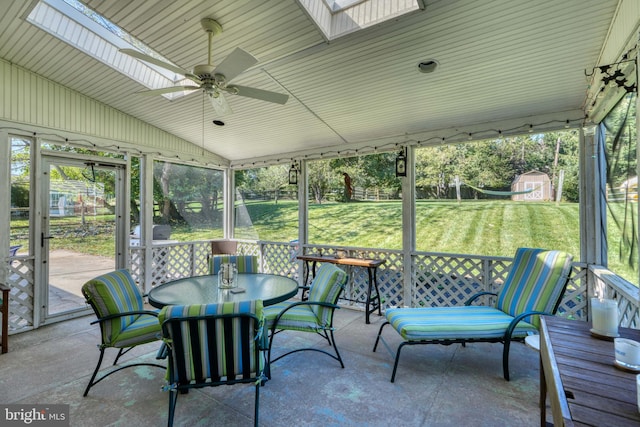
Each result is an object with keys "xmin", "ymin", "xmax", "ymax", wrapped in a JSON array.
[{"xmin": 555, "ymin": 170, "xmax": 564, "ymax": 206}]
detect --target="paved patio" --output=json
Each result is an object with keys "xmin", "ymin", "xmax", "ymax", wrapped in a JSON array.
[
  {"xmin": 0, "ymin": 304, "xmax": 548, "ymax": 426},
  {"xmin": 47, "ymin": 249, "xmax": 114, "ymax": 315}
]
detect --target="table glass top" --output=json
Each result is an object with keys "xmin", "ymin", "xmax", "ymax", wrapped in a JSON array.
[{"xmin": 148, "ymin": 273, "xmax": 298, "ymax": 307}]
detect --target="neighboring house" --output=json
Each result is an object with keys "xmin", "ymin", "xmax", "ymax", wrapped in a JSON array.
[
  {"xmin": 619, "ymin": 176, "xmax": 638, "ymax": 201},
  {"xmin": 511, "ymin": 170, "xmax": 552, "ymax": 201},
  {"xmin": 50, "ymin": 180, "xmax": 105, "ymax": 216}
]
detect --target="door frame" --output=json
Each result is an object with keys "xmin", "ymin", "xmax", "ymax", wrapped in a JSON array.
[{"xmin": 38, "ymin": 150, "xmax": 128, "ymax": 324}]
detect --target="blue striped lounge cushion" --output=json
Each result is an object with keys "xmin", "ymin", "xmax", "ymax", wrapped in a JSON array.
[
  {"xmin": 496, "ymin": 248, "xmax": 573, "ymax": 327},
  {"xmin": 386, "ymin": 306, "xmax": 538, "ymax": 341}
]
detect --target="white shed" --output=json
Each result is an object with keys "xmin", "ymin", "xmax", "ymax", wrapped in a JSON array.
[{"xmin": 511, "ymin": 171, "xmax": 552, "ymax": 201}]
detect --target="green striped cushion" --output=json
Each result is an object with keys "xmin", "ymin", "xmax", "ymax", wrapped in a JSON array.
[
  {"xmin": 82, "ymin": 269, "xmax": 159, "ymax": 347},
  {"xmin": 387, "ymin": 306, "xmax": 537, "ymax": 341},
  {"xmin": 112, "ymin": 313, "xmax": 162, "ymax": 348},
  {"xmin": 159, "ymin": 301, "xmax": 265, "ymax": 383},
  {"xmin": 306, "ymin": 263, "xmax": 347, "ymax": 325},
  {"xmin": 263, "ymin": 303, "xmax": 323, "ymax": 332},
  {"xmin": 496, "ymin": 248, "xmax": 573, "ymax": 326},
  {"xmin": 209, "ymin": 255, "xmax": 259, "ymax": 274}
]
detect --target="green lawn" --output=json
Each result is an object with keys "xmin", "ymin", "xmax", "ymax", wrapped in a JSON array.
[
  {"xmin": 240, "ymin": 199, "xmax": 581, "ymax": 256},
  {"xmin": 10, "ymin": 199, "xmax": 638, "ymax": 284},
  {"xmin": 239, "ymin": 199, "xmax": 636, "ymax": 284}
]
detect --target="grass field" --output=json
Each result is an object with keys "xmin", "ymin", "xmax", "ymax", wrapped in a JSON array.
[
  {"xmin": 238, "ymin": 199, "xmax": 636, "ymax": 283},
  {"xmin": 239, "ymin": 199, "xmax": 580, "ymax": 256},
  {"xmin": 10, "ymin": 199, "xmax": 638, "ymax": 284}
]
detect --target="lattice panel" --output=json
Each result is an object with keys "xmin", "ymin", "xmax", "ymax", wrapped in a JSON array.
[
  {"xmin": 194, "ymin": 242, "xmax": 211, "ymax": 275},
  {"xmin": 238, "ymin": 242, "xmax": 260, "ymax": 256},
  {"xmin": 412, "ymin": 254, "xmax": 510, "ymax": 307},
  {"xmin": 7, "ymin": 257, "xmax": 34, "ymax": 332},
  {"xmin": 557, "ymin": 264, "xmax": 587, "ymax": 321},
  {"xmin": 261, "ymin": 241, "xmax": 300, "ymax": 279},
  {"xmin": 620, "ymin": 298, "xmax": 640, "ymax": 329},
  {"xmin": 377, "ymin": 263, "xmax": 404, "ymax": 308},
  {"xmin": 126, "ymin": 241, "xmax": 598, "ymax": 322},
  {"xmin": 129, "ymin": 248, "xmax": 144, "ymax": 285},
  {"xmin": 151, "ymin": 244, "xmax": 192, "ymax": 284}
]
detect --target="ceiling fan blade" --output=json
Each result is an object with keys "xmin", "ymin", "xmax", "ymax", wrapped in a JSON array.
[
  {"xmin": 213, "ymin": 47, "xmax": 258, "ymax": 82},
  {"xmin": 209, "ymin": 93, "xmax": 233, "ymax": 116},
  {"xmin": 120, "ymin": 48, "xmax": 189, "ymax": 77},
  {"xmin": 137, "ymin": 85, "xmax": 200, "ymax": 95},
  {"xmin": 230, "ymin": 85, "xmax": 289, "ymax": 105}
]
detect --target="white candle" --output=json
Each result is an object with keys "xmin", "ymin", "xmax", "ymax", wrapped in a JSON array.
[
  {"xmin": 591, "ymin": 298, "xmax": 618, "ymax": 335},
  {"xmin": 636, "ymin": 374, "xmax": 640, "ymax": 412}
]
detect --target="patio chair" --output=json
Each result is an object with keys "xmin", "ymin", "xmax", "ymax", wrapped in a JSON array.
[
  {"xmin": 9, "ymin": 245, "xmax": 21, "ymax": 267},
  {"xmin": 81, "ymin": 269, "xmax": 165, "ymax": 396},
  {"xmin": 211, "ymin": 239, "xmax": 238, "ymax": 255},
  {"xmin": 209, "ymin": 255, "xmax": 259, "ymax": 274},
  {"xmin": 159, "ymin": 301, "xmax": 267, "ymax": 427},
  {"xmin": 264, "ymin": 263, "xmax": 348, "ymax": 377},
  {"xmin": 373, "ymin": 248, "xmax": 573, "ymax": 382},
  {"xmin": 0, "ymin": 282, "xmax": 9, "ymax": 353}
]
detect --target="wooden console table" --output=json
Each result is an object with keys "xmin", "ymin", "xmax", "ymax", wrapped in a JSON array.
[
  {"xmin": 540, "ymin": 316, "xmax": 640, "ymax": 426},
  {"xmin": 297, "ymin": 255, "xmax": 386, "ymax": 324}
]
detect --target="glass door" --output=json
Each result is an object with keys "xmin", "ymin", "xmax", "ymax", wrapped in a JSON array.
[{"xmin": 41, "ymin": 154, "xmax": 125, "ymax": 319}]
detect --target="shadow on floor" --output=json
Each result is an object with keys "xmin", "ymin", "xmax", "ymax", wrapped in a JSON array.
[{"xmin": 1, "ymin": 307, "xmax": 545, "ymax": 426}]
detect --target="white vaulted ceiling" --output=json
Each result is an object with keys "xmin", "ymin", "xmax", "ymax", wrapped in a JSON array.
[{"xmin": 0, "ymin": 0, "xmax": 630, "ymax": 166}]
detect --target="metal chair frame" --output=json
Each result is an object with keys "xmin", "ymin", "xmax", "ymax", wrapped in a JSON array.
[
  {"xmin": 161, "ymin": 310, "xmax": 266, "ymax": 427},
  {"xmin": 82, "ymin": 307, "xmax": 165, "ymax": 396},
  {"xmin": 0, "ymin": 283, "xmax": 9, "ymax": 354},
  {"xmin": 373, "ymin": 250, "xmax": 572, "ymax": 382}
]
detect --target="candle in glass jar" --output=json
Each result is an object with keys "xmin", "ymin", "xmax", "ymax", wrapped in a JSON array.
[
  {"xmin": 591, "ymin": 298, "xmax": 618, "ymax": 335},
  {"xmin": 223, "ymin": 263, "xmax": 231, "ymax": 281}
]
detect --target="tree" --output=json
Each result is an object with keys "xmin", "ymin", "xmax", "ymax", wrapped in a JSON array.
[
  {"xmin": 254, "ymin": 165, "xmax": 291, "ymax": 204},
  {"xmin": 152, "ymin": 161, "xmax": 223, "ymax": 224},
  {"xmin": 308, "ymin": 161, "xmax": 334, "ymax": 203},
  {"xmin": 458, "ymin": 141, "xmax": 515, "ymax": 198},
  {"xmin": 415, "ymin": 145, "xmax": 459, "ymax": 198}
]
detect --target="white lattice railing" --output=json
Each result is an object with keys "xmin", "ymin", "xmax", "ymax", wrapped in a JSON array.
[
  {"xmin": 6, "ymin": 241, "xmax": 639, "ymax": 334},
  {"xmin": 128, "ymin": 241, "xmax": 594, "ymax": 320},
  {"xmin": 590, "ymin": 265, "xmax": 640, "ymax": 328},
  {"xmin": 6, "ymin": 256, "xmax": 35, "ymax": 332}
]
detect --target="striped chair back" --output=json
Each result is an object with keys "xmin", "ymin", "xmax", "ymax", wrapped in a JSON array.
[
  {"xmin": 159, "ymin": 301, "xmax": 265, "ymax": 384},
  {"xmin": 81, "ymin": 269, "xmax": 145, "ymax": 346},
  {"xmin": 307, "ymin": 264, "xmax": 348, "ymax": 326},
  {"xmin": 496, "ymin": 248, "xmax": 573, "ymax": 327},
  {"xmin": 209, "ymin": 255, "xmax": 259, "ymax": 274}
]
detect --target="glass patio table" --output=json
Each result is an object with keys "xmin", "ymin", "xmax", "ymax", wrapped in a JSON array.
[{"xmin": 148, "ymin": 273, "xmax": 299, "ymax": 308}]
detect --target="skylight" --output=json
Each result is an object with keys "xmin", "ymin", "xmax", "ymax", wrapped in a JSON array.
[
  {"xmin": 302, "ymin": 0, "xmax": 424, "ymax": 40},
  {"xmin": 322, "ymin": 0, "xmax": 367, "ymax": 13},
  {"xmin": 26, "ymin": 0, "xmax": 190, "ymax": 100}
]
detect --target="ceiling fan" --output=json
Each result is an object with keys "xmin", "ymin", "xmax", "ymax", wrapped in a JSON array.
[{"xmin": 120, "ymin": 18, "xmax": 289, "ymax": 116}]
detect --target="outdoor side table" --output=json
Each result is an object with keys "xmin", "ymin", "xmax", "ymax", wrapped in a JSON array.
[{"xmin": 297, "ymin": 255, "xmax": 386, "ymax": 324}]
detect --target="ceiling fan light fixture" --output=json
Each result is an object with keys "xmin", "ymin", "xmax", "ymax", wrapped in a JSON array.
[
  {"xmin": 417, "ymin": 59, "xmax": 439, "ymax": 73},
  {"xmin": 200, "ymin": 17, "xmax": 223, "ymax": 35},
  {"xmin": 120, "ymin": 16, "xmax": 287, "ymax": 116}
]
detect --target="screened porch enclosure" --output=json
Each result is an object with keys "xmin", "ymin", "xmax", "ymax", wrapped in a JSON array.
[
  {"xmin": 1, "ymin": 1, "xmax": 640, "ymax": 343},
  {"xmin": 5, "ymin": 110, "xmax": 640, "ymax": 333}
]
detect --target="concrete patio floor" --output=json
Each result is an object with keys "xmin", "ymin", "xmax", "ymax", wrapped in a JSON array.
[{"xmin": 0, "ymin": 304, "xmax": 547, "ymax": 426}]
